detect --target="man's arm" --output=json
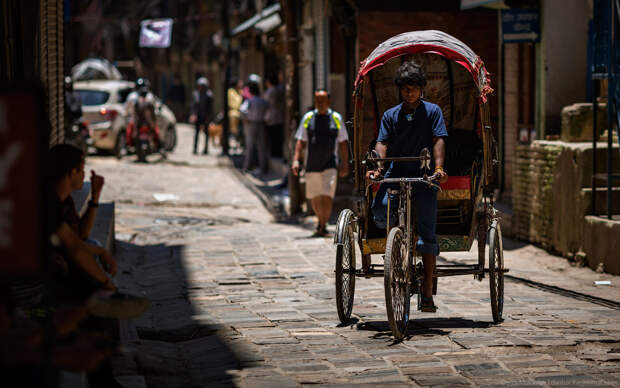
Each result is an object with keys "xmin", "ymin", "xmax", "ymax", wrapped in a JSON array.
[
  {"xmin": 291, "ymin": 139, "xmax": 306, "ymax": 176},
  {"xmin": 366, "ymin": 141, "xmax": 388, "ymax": 180},
  {"xmin": 78, "ymin": 170, "xmax": 104, "ymax": 240},
  {"xmin": 432, "ymin": 137, "xmax": 448, "ymax": 183},
  {"xmin": 338, "ymin": 141, "xmax": 349, "ymax": 177},
  {"xmin": 83, "ymin": 243, "xmax": 117, "ymax": 276},
  {"xmin": 56, "ymin": 223, "xmax": 114, "ymax": 288}
]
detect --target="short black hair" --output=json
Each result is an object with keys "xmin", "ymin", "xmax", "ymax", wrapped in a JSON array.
[
  {"xmin": 248, "ymin": 81, "xmax": 260, "ymax": 96},
  {"xmin": 47, "ymin": 144, "xmax": 84, "ymax": 183},
  {"xmin": 394, "ymin": 61, "xmax": 427, "ymax": 88},
  {"xmin": 267, "ymin": 74, "xmax": 279, "ymax": 86},
  {"xmin": 314, "ymin": 88, "xmax": 330, "ymax": 98}
]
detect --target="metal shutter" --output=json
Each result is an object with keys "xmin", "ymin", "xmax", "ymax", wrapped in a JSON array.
[{"xmin": 40, "ymin": 0, "xmax": 64, "ymax": 146}]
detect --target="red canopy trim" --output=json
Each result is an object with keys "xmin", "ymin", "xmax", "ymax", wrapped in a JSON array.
[{"xmin": 355, "ymin": 43, "xmax": 492, "ymax": 102}]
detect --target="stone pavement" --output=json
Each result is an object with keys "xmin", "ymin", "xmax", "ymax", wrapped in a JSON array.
[{"xmin": 86, "ymin": 124, "xmax": 620, "ymax": 387}]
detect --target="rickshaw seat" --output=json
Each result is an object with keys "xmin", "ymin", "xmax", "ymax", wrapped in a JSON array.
[{"xmin": 438, "ymin": 176, "xmax": 470, "ymax": 200}]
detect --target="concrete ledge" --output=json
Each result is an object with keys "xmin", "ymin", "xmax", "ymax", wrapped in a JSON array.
[
  {"xmin": 70, "ymin": 181, "xmax": 115, "ymax": 253},
  {"xmin": 71, "ymin": 182, "xmax": 91, "ymax": 215},
  {"xmin": 91, "ymin": 202, "xmax": 115, "ymax": 253},
  {"xmin": 583, "ymin": 215, "xmax": 620, "ymax": 275}
]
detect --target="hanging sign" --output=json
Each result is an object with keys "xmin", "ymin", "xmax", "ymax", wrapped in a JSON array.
[
  {"xmin": 501, "ymin": 9, "xmax": 541, "ymax": 43},
  {"xmin": 139, "ymin": 18, "xmax": 174, "ymax": 48}
]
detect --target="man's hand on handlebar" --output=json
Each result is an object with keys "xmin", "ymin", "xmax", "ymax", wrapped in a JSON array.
[
  {"xmin": 365, "ymin": 169, "xmax": 383, "ymax": 181},
  {"xmin": 433, "ymin": 168, "xmax": 448, "ymax": 184}
]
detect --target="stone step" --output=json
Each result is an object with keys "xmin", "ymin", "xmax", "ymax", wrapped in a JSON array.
[{"xmin": 581, "ymin": 187, "xmax": 620, "ymax": 215}]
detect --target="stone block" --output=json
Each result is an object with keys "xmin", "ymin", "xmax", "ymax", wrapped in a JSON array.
[
  {"xmin": 582, "ymin": 215, "xmax": 620, "ymax": 275},
  {"xmin": 561, "ymin": 102, "xmax": 608, "ymax": 142}
]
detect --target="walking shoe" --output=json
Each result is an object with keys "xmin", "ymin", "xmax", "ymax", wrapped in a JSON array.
[
  {"xmin": 86, "ymin": 290, "xmax": 151, "ymax": 320},
  {"xmin": 420, "ymin": 296, "xmax": 437, "ymax": 313},
  {"xmin": 312, "ymin": 225, "xmax": 328, "ymax": 237}
]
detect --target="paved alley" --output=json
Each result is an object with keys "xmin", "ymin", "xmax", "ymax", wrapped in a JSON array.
[{"xmin": 87, "ymin": 124, "xmax": 620, "ymax": 388}]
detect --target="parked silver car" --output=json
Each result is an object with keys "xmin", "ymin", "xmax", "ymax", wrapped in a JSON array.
[{"xmin": 74, "ymin": 80, "xmax": 177, "ymax": 157}]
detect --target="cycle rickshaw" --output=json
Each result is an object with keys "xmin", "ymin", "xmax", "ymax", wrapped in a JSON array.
[{"xmin": 333, "ymin": 30, "xmax": 507, "ymax": 339}]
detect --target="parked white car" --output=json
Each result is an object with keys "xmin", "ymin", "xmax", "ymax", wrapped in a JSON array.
[{"xmin": 74, "ymin": 80, "xmax": 177, "ymax": 157}]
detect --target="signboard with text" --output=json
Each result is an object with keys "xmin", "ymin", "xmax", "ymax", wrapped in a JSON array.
[{"xmin": 501, "ymin": 9, "xmax": 541, "ymax": 43}]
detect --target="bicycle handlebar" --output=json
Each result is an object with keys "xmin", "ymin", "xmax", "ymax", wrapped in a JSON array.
[{"xmin": 368, "ymin": 173, "xmax": 442, "ymax": 191}]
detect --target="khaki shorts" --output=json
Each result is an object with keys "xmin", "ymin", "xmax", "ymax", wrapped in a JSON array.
[{"xmin": 305, "ymin": 168, "xmax": 338, "ymax": 199}]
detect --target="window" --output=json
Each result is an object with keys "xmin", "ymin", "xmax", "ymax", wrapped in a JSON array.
[
  {"xmin": 75, "ymin": 90, "xmax": 109, "ymax": 106},
  {"xmin": 117, "ymin": 88, "xmax": 132, "ymax": 103}
]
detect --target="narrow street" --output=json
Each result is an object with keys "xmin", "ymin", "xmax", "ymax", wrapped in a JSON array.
[{"xmin": 87, "ymin": 124, "xmax": 620, "ymax": 387}]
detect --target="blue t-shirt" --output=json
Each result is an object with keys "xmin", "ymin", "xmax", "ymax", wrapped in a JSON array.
[{"xmin": 377, "ymin": 100, "xmax": 448, "ymax": 178}]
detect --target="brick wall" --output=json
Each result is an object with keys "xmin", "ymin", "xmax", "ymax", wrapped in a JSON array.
[{"xmin": 512, "ymin": 142, "xmax": 561, "ymax": 248}]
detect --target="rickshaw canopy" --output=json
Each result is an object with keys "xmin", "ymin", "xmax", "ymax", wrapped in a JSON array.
[{"xmin": 355, "ymin": 30, "xmax": 493, "ymax": 102}]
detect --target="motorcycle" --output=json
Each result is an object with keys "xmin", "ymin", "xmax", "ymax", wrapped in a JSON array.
[
  {"xmin": 130, "ymin": 122, "xmax": 164, "ymax": 163},
  {"xmin": 66, "ymin": 117, "xmax": 92, "ymax": 155}
]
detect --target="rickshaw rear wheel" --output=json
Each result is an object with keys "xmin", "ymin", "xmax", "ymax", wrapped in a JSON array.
[
  {"xmin": 488, "ymin": 220, "xmax": 504, "ymax": 323},
  {"xmin": 335, "ymin": 209, "xmax": 356, "ymax": 323},
  {"xmin": 384, "ymin": 227, "xmax": 410, "ymax": 340}
]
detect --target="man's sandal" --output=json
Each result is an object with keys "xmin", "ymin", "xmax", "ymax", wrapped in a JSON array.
[{"xmin": 420, "ymin": 296, "xmax": 438, "ymax": 313}]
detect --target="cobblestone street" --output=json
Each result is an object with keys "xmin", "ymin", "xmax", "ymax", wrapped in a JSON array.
[{"xmin": 87, "ymin": 124, "xmax": 620, "ymax": 387}]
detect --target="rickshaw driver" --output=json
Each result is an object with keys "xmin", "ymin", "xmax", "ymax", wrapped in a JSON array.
[{"xmin": 366, "ymin": 61, "xmax": 449, "ymax": 312}]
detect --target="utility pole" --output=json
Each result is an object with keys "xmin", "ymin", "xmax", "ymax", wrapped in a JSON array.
[
  {"xmin": 221, "ymin": 1, "xmax": 231, "ymax": 156},
  {"xmin": 281, "ymin": 0, "xmax": 302, "ymax": 215}
]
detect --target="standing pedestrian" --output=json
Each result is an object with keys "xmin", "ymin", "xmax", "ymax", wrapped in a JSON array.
[
  {"xmin": 168, "ymin": 73, "xmax": 186, "ymax": 121},
  {"xmin": 240, "ymin": 80, "xmax": 269, "ymax": 174},
  {"xmin": 189, "ymin": 77, "xmax": 213, "ymax": 154},
  {"xmin": 291, "ymin": 89, "xmax": 349, "ymax": 237},
  {"xmin": 228, "ymin": 78, "xmax": 244, "ymax": 152},
  {"xmin": 263, "ymin": 73, "xmax": 285, "ymax": 158}
]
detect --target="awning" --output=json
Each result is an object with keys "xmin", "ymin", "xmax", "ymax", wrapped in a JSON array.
[
  {"xmin": 231, "ymin": 3, "xmax": 281, "ymax": 36},
  {"xmin": 460, "ymin": 0, "xmax": 507, "ymax": 10}
]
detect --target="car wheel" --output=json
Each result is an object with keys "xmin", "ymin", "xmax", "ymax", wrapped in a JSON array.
[{"xmin": 164, "ymin": 125, "xmax": 177, "ymax": 151}]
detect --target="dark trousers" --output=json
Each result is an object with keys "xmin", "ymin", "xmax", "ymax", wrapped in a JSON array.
[
  {"xmin": 266, "ymin": 124, "xmax": 284, "ymax": 158},
  {"xmin": 194, "ymin": 121, "xmax": 209, "ymax": 154}
]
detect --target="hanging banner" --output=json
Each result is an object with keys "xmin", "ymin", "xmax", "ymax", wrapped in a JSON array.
[{"xmin": 139, "ymin": 18, "xmax": 173, "ymax": 48}]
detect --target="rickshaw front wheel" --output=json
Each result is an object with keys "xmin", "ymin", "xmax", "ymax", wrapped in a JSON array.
[
  {"xmin": 335, "ymin": 209, "xmax": 356, "ymax": 323},
  {"xmin": 488, "ymin": 220, "xmax": 504, "ymax": 323},
  {"xmin": 384, "ymin": 227, "xmax": 411, "ymax": 340}
]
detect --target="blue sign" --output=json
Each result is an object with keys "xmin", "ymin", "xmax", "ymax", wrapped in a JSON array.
[{"xmin": 501, "ymin": 9, "xmax": 541, "ymax": 43}]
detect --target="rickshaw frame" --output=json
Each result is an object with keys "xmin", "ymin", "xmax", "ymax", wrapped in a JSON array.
[{"xmin": 333, "ymin": 30, "xmax": 507, "ymax": 339}]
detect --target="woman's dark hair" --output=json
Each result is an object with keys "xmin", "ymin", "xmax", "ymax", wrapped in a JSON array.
[
  {"xmin": 394, "ymin": 61, "xmax": 427, "ymax": 88},
  {"xmin": 248, "ymin": 81, "xmax": 260, "ymax": 96},
  {"xmin": 47, "ymin": 144, "xmax": 84, "ymax": 183}
]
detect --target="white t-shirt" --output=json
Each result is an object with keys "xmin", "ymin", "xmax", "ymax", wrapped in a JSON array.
[
  {"xmin": 295, "ymin": 110, "xmax": 348, "ymax": 143},
  {"xmin": 295, "ymin": 109, "xmax": 348, "ymax": 168}
]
